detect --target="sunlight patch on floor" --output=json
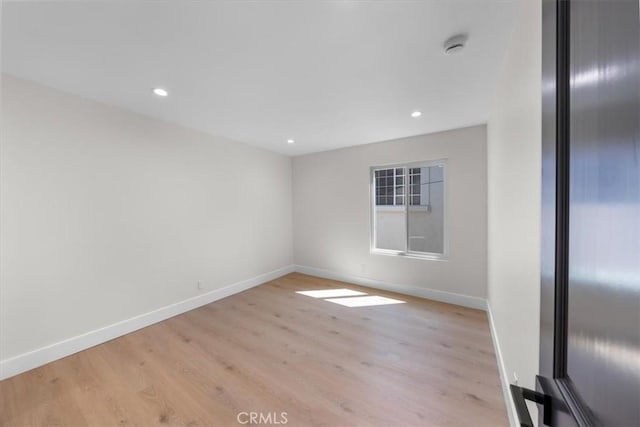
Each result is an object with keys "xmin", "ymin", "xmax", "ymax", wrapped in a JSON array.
[
  {"xmin": 296, "ymin": 289, "xmax": 367, "ymax": 298},
  {"xmin": 324, "ymin": 295, "xmax": 406, "ymax": 307}
]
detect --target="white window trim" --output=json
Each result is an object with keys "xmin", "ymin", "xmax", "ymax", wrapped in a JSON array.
[{"xmin": 369, "ymin": 159, "xmax": 449, "ymax": 261}]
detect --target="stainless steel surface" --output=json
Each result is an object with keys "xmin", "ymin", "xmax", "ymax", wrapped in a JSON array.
[
  {"xmin": 540, "ymin": 1, "xmax": 640, "ymax": 425},
  {"xmin": 567, "ymin": 1, "xmax": 640, "ymax": 425},
  {"xmin": 540, "ymin": 2, "xmax": 580, "ymax": 424},
  {"xmin": 540, "ymin": 0, "xmax": 558, "ymax": 380}
]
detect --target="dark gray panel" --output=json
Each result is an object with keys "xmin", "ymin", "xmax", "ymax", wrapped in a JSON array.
[
  {"xmin": 540, "ymin": 2, "xmax": 580, "ymax": 424},
  {"xmin": 540, "ymin": 0, "xmax": 558, "ymax": 380},
  {"xmin": 567, "ymin": 1, "xmax": 640, "ymax": 426}
]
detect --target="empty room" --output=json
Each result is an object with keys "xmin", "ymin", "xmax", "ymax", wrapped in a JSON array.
[{"xmin": 1, "ymin": 1, "xmax": 638, "ymax": 426}]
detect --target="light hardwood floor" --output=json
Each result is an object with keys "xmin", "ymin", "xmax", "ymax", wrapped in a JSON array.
[{"xmin": 0, "ymin": 273, "xmax": 508, "ymax": 426}]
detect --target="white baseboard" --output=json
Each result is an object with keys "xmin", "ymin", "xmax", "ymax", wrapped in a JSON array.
[
  {"xmin": 0, "ymin": 265, "xmax": 295, "ymax": 381},
  {"xmin": 486, "ymin": 301, "xmax": 518, "ymax": 427},
  {"xmin": 294, "ymin": 264, "xmax": 487, "ymax": 310}
]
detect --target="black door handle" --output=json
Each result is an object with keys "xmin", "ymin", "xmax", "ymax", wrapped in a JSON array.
[{"xmin": 510, "ymin": 384, "xmax": 553, "ymax": 426}]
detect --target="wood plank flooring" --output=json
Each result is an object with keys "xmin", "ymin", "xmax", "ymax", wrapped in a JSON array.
[{"xmin": 0, "ymin": 273, "xmax": 508, "ymax": 426}]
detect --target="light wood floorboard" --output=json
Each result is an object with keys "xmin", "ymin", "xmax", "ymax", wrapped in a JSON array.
[{"xmin": 0, "ymin": 273, "xmax": 508, "ymax": 426}]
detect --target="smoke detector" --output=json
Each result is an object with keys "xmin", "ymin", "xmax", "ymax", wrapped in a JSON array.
[{"xmin": 443, "ymin": 34, "xmax": 468, "ymax": 55}]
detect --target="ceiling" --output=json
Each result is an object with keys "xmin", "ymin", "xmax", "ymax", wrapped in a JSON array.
[{"xmin": 2, "ymin": 1, "xmax": 520, "ymax": 156}]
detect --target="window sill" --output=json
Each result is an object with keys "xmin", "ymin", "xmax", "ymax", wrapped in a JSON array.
[{"xmin": 370, "ymin": 249, "xmax": 448, "ymax": 261}]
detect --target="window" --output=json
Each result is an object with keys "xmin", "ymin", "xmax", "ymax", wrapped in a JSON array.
[
  {"xmin": 371, "ymin": 160, "xmax": 446, "ymax": 258},
  {"xmin": 374, "ymin": 168, "xmax": 405, "ymax": 206}
]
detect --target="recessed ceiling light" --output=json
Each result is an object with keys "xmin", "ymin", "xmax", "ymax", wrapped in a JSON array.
[
  {"xmin": 287, "ymin": 139, "xmax": 295, "ymax": 144},
  {"xmin": 153, "ymin": 88, "xmax": 168, "ymax": 97},
  {"xmin": 411, "ymin": 111, "xmax": 422, "ymax": 118}
]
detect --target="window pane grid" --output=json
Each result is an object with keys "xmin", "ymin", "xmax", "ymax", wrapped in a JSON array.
[{"xmin": 374, "ymin": 168, "xmax": 406, "ymax": 206}]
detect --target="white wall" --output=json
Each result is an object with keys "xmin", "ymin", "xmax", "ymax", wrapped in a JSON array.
[
  {"xmin": 293, "ymin": 125, "xmax": 487, "ymax": 300},
  {"xmin": 0, "ymin": 75, "xmax": 293, "ymax": 362},
  {"xmin": 486, "ymin": 0, "xmax": 541, "ymax": 424}
]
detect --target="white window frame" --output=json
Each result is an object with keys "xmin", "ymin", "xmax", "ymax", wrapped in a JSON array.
[{"xmin": 369, "ymin": 159, "xmax": 448, "ymax": 260}]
